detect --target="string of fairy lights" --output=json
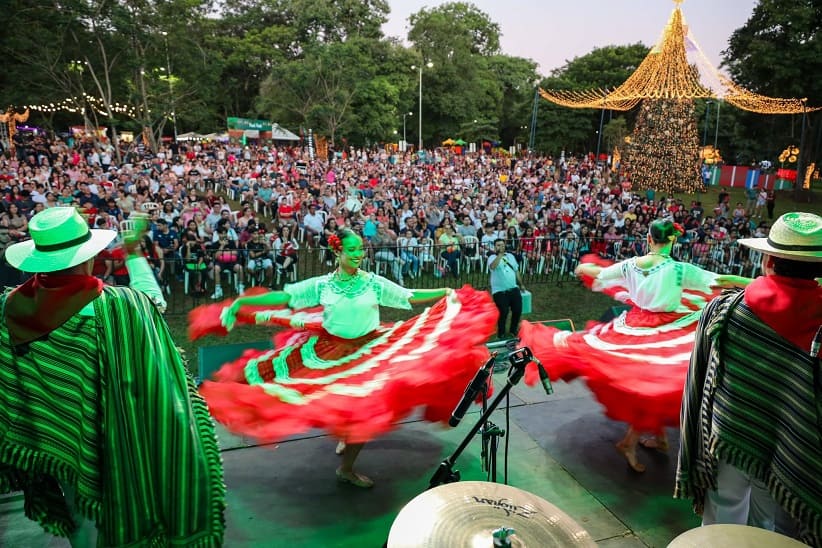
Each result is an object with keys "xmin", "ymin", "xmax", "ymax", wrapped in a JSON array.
[
  {"xmin": 539, "ymin": 5, "xmax": 819, "ymax": 115},
  {"xmin": 22, "ymin": 93, "xmax": 145, "ymax": 118}
]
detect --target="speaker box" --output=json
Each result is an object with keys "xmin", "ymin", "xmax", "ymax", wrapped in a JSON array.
[{"xmin": 599, "ymin": 304, "xmax": 631, "ymax": 323}]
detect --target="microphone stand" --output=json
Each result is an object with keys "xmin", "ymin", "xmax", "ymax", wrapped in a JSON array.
[
  {"xmin": 428, "ymin": 346, "xmax": 551, "ymax": 489},
  {"xmin": 479, "ymin": 376, "xmax": 504, "ymax": 483}
]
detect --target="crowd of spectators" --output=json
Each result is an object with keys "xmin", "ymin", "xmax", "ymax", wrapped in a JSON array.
[{"xmin": 0, "ymin": 132, "xmax": 771, "ymax": 298}]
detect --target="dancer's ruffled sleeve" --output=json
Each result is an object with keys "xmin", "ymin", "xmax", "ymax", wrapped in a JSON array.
[
  {"xmin": 284, "ymin": 277, "xmax": 323, "ymax": 309},
  {"xmin": 592, "ymin": 261, "xmax": 627, "ymax": 292},
  {"xmin": 681, "ymin": 262, "xmax": 719, "ymax": 293},
  {"xmin": 374, "ymin": 276, "xmax": 413, "ymax": 310}
]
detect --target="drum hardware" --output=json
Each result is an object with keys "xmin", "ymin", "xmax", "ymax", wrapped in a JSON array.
[{"xmin": 387, "ymin": 481, "xmax": 596, "ymax": 547}]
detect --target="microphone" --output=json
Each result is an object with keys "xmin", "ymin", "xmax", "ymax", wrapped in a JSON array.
[
  {"xmin": 534, "ymin": 357, "xmax": 553, "ymax": 396},
  {"xmin": 449, "ymin": 354, "xmax": 496, "ymax": 427}
]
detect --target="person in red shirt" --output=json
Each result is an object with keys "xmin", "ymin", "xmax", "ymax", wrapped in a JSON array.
[{"xmin": 97, "ymin": 244, "xmax": 129, "ymax": 285}]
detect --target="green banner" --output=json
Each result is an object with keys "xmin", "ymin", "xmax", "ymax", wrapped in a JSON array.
[{"xmin": 226, "ymin": 117, "xmax": 271, "ymax": 131}]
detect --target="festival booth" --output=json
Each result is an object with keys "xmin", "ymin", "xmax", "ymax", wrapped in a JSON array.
[{"xmin": 226, "ymin": 117, "xmax": 299, "ymax": 144}]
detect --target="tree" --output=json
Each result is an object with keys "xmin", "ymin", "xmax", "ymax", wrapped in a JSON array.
[
  {"xmin": 406, "ymin": 3, "xmax": 504, "ymax": 146},
  {"xmin": 486, "ymin": 55, "xmax": 539, "ymax": 147},
  {"xmin": 291, "ymin": 0, "xmax": 390, "ymax": 43},
  {"xmin": 408, "ymin": 2, "xmax": 500, "ymax": 57},
  {"xmin": 723, "ymin": 0, "xmax": 822, "ymax": 198},
  {"xmin": 602, "ymin": 117, "xmax": 629, "ymax": 155}
]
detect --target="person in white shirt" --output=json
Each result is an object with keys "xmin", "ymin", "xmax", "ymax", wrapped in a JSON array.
[
  {"xmin": 488, "ymin": 238, "xmax": 524, "ymax": 340},
  {"xmin": 302, "ymin": 204, "xmax": 325, "ymax": 244},
  {"xmin": 397, "ymin": 229, "xmax": 420, "ymax": 278}
]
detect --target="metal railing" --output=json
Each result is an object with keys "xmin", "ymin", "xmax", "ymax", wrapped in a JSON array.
[{"xmin": 151, "ymin": 236, "xmax": 761, "ymax": 315}]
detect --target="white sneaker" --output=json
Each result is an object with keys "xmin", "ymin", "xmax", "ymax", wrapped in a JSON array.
[
  {"xmin": 210, "ymin": 286, "xmax": 223, "ymax": 300},
  {"xmin": 237, "ymin": 283, "xmax": 245, "ymax": 294}
]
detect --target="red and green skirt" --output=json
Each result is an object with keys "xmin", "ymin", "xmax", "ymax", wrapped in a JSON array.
[
  {"xmin": 190, "ymin": 287, "xmax": 497, "ymax": 444},
  {"xmin": 520, "ymin": 255, "xmax": 719, "ymax": 433}
]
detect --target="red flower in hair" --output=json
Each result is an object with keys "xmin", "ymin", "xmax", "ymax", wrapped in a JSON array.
[
  {"xmin": 327, "ymin": 234, "xmax": 342, "ymax": 253},
  {"xmin": 673, "ymin": 222, "xmax": 685, "ymax": 235}
]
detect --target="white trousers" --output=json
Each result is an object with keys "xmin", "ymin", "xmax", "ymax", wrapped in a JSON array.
[
  {"xmin": 702, "ymin": 459, "xmax": 795, "ymax": 535},
  {"xmin": 58, "ymin": 480, "xmax": 99, "ymax": 548}
]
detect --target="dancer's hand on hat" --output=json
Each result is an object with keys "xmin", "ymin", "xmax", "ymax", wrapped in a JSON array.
[
  {"xmin": 220, "ymin": 303, "xmax": 240, "ymax": 332},
  {"xmin": 122, "ymin": 212, "xmax": 151, "ymax": 254}
]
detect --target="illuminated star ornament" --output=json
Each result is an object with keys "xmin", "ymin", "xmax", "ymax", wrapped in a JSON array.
[{"xmin": 538, "ymin": 0, "xmax": 820, "ymax": 193}]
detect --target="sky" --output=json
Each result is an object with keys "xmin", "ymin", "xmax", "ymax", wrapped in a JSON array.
[{"xmin": 383, "ymin": 0, "xmax": 759, "ymax": 76}]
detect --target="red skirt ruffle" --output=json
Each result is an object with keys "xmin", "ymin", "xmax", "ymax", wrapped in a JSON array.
[
  {"xmin": 520, "ymin": 255, "xmax": 718, "ymax": 433},
  {"xmin": 195, "ymin": 286, "xmax": 497, "ymax": 444}
]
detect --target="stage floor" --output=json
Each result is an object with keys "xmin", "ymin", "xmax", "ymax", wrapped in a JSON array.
[{"xmin": 1, "ymin": 371, "xmax": 697, "ymax": 547}]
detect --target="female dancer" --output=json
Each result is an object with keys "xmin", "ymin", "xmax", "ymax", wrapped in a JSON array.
[
  {"xmin": 191, "ymin": 228, "xmax": 495, "ymax": 487},
  {"xmin": 520, "ymin": 219, "xmax": 738, "ymax": 472}
]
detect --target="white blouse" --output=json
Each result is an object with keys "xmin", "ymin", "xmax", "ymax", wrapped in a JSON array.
[
  {"xmin": 595, "ymin": 257, "xmax": 717, "ymax": 313},
  {"xmin": 285, "ymin": 272, "xmax": 413, "ymax": 339}
]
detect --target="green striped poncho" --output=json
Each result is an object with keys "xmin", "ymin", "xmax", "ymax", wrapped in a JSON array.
[
  {"xmin": 676, "ymin": 289, "xmax": 822, "ymax": 546},
  {"xmin": 0, "ymin": 286, "xmax": 225, "ymax": 547}
]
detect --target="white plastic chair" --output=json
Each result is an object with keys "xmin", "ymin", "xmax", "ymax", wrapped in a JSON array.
[
  {"xmin": 418, "ymin": 237, "xmax": 437, "ymax": 272},
  {"xmin": 461, "ymin": 235, "xmax": 483, "ymax": 273}
]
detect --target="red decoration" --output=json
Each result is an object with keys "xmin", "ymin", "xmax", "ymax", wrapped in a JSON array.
[
  {"xmin": 327, "ymin": 234, "xmax": 342, "ymax": 253},
  {"xmin": 777, "ymin": 168, "xmax": 797, "ymax": 181}
]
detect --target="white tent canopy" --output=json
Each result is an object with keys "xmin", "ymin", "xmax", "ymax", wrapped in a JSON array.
[
  {"xmin": 271, "ymin": 123, "xmax": 300, "ymax": 141},
  {"xmin": 176, "ymin": 131, "xmax": 204, "ymax": 141},
  {"xmin": 202, "ymin": 132, "xmax": 230, "ymax": 142}
]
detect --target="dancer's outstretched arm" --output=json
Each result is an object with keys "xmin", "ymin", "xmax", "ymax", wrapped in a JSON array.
[
  {"xmin": 221, "ymin": 290, "xmax": 292, "ymax": 330},
  {"xmin": 409, "ymin": 287, "xmax": 452, "ymax": 304},
  {"xmin": 713, "ymin": 275, "xmax": 753, "ymax": 289}
]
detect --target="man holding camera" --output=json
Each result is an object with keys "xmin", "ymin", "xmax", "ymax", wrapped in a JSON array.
[{"xmin": 488, "ymin": 238, "xmax": 524, "ymax": 340}]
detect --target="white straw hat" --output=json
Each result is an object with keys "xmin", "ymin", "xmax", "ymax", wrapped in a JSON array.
[
  {"xmin": 5, "ymin": 207, "xmax": 116, "ymax": 273},
  {"xmin": 738, "ymin": 212, "xmax": 822, "ymax": 262}
]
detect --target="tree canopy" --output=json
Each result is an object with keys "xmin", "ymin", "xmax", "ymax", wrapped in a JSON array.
[{"xmin": 0, "ymin": 0, "xmax": 818, "ymax": 166}]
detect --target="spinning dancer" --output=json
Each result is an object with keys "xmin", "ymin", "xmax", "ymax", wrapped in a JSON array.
[
  {"xmin": 0, "ymin": 208, "xmax": 225, "ymax": 547},
  {"xmin": 191, "ymin": 228, "xmax": 496, "ymax": 488},
  {"xmin": 519, "ymin": 219, "xmax": 738, "ymax": 472}
]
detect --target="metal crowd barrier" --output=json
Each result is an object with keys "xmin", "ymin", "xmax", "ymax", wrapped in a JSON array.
[{"xmin": 151, "ymin": 236, "xmax": 762, "ymax": 316}]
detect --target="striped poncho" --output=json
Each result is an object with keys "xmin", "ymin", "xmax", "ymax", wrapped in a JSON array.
[
  {"xmin": 675, "ymin": 289, "xmax": 822, "ymax": 546},
  {"xmin": 0, "ymin": 285, "xmax": 225, "ymax": 547}
]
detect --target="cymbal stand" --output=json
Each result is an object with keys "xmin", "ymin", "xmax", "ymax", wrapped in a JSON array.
[
  {"xmin": 479, "ymin": 384, "xmax": 505, "ymax": 483},
  {"xmin": 429, "ymin": 347, "xmax": 551, "ymax": 489}
]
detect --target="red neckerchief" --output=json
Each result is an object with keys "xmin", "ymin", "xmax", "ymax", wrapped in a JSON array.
[
  {"xmin": 744, "ymin": 274, "xmax": 822, "ymax": 355},
  {"xmin": 5, "ymin": 273, "xmax": 103, "ymax": 346}
]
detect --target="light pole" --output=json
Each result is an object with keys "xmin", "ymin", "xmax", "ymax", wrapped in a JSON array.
[
  {"xmin": 702, "ymin": 100, "xmax": 713, "ymax": 147},
  {"xmin": 402, "ymin": 112, "xmax": 412, "ymax": 151},
  {"xmin": 411, "ymin": 62, "xmax": 433, "ymax": 151},
  {"xmin": 161, "ymin": 31, "xmax": 177, "ymax": 142}
]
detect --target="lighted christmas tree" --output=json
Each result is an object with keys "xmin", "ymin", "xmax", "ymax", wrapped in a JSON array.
[{"xmin": 626, "ymin": 98, "xmax": 704, "ymax": 194}]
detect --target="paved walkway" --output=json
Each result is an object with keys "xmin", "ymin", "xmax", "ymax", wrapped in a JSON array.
[{"xmin": 1, "ymin": 370, "xmax": 697, "ymax": 547}]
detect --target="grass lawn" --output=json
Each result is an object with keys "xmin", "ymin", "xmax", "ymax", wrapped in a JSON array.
[{"xmin": 167, "ymin": 186, "xmax": 822, "ymax": 375}]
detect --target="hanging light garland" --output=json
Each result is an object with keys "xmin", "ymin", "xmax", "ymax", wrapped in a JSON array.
[
  {"xmin": 539, "ymin": 5, "xmax": 818, "ymax": 115},
  {"xmin": 23, "ymin": 93, "xmax": 145, "ymax": 118}
]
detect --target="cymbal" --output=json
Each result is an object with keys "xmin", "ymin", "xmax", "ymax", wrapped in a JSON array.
[
  {"xmin": 387, "ymin": 481, "xmax": 596, "ymax": 547},
  {"xmin": 668, "ymin": 524, "xmax": 808, "ymax": 547}
]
